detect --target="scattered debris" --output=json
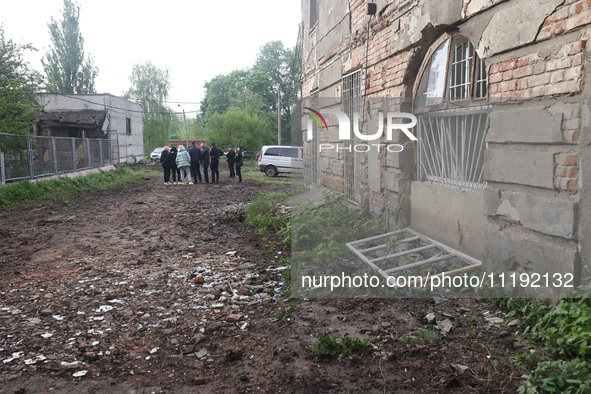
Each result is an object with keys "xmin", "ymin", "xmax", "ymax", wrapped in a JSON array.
[{"xmin": 436, "ymin": 319, "xmax": 454, "ymax": 334}]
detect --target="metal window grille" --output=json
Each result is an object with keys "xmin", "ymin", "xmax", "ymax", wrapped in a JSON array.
[
  {"xmin": 473, "ymin": 57, "xmax": 488, "ymax": 99},
  {"xmin": 416, "ymin": 106, "xmax": 491, "ymax": 193},
  {"xmin": 447, "ymin": 38, "xmax": 473, "ymax": 101},
  {"xmin": 342, "ymin": 70, "xmax": 362, "ymax": 198},
  {"xmin": 309, "ymin": 124, "xmax": 319, "ymax": 184}
]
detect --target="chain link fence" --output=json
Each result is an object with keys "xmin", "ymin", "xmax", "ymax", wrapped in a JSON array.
[{"xmin": 0, "ymin": 133, "xmax": 116, "ymax": 185}]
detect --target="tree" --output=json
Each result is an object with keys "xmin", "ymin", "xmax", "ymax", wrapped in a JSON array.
[
  {"xmin": 206, "ymin": 107, "xmax": 272, "ymax": 152},
  {"xmin": 0, "ymin": 26, "xmax": 44, "ymax": 138},
  {"xmin": 253, "ymin": 41, "xmax": 302, "ymax": 145},
  {"xmin": 42, "ymin": 0, "xmax": 98, "ymax": 94},
  {"xmin": 125, "ymin": 61, "xmax": 172, "ymax": 153},
  {"xmin": 200, "ymin": 69, "xmax": 275, "ymax": 123}
]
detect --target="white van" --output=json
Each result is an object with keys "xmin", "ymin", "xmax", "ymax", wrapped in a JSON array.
[{"xmin": 258, "ymin": 145, "xmax": 303, "ymax": 177}]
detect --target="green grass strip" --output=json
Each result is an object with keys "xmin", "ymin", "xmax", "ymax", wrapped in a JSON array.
[{"xmin": 0, "ymin": 166, "xmax": 159, "ymax": 208}]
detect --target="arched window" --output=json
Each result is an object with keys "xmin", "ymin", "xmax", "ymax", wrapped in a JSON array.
[
  {"xmin": 415, "ymin": 35, "xmax": 487, "ymax": 108},
  {"xmin": 414, "ymin": 34, "xmax": 490, "ymax": 193}
]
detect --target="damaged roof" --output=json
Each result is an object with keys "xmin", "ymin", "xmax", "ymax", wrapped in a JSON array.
[{"xmin": 37, "ymin": 109, "xmax": 108, "ymax": 128}]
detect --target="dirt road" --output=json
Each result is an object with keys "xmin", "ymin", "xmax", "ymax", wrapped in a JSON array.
[{"xmin": 1, "ymin": 164, "xmax": 529, "ymax": 393}]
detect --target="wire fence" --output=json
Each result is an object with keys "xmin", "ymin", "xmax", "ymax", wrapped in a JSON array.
[{"xmin": 0, "ymin": 133, "xmax": 116, "ymax": 185}]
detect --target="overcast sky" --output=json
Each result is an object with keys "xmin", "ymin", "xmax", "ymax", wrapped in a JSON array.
[{"xmin": 1, "ymin": 0, "xmax": 302, "ymax": 117}]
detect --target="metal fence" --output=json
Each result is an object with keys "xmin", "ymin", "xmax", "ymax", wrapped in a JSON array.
[{"xmin": 0, "ymin": 133, "xmax": 116, "ymax": 185}]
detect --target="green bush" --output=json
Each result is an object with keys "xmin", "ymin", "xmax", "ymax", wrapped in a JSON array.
[
  {"xmin": 499, "ymin": 283, "xmax": 591, "ymax": 393},
  {"xmin": 312, "ymin": 334, "xmax": 376, "ymax": 361}
]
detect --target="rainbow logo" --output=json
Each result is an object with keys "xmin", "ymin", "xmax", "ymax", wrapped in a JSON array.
[{"xmin": 303, "ymin": 107, "xmax": 329, "ymax": 131}]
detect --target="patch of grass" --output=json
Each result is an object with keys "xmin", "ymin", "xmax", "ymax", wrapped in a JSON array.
[
  {"xmin": 242, "ymin": 163, "xmax": 304, "ymax": 186},
  {"xmin": 493, "ymin": 283, "xmax": 591, "ymax": 393},
  {"xmin": 58, "ymin": 216, "xmax": 77, "ymax": 223},
  {"xmin": 312, "ymin": 334, "xmax": 376, "ymax": 361},
  {"xmin": 245, "ymin": 193, "xmax": 290, "ymax": 236},
  {"xmin": 0, "ymin": 166, "xmax": 158, "ymax": 208},
  {"xmin": 398, "ymin": 334, "xmax": 414, "ymax": 347},
  {"xmin": 418, "ymin": 328, "xmax": 438, "ymax": 342},
  {"xmin": 272, "ymin": 305, "xmax": 296, "ymax": 321},
  {"xmin": 292, "ymin": 192, "xmax": 380, "ymax": 267}
]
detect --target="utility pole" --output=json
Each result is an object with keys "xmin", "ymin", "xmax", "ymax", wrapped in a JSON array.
[
  {"xmin": 277, "ymin": 87, "xmax": 282, "ymax": 145},
  {"xmin": 178, "ymin": 104, "xmax": 189, "ymax": 147}
]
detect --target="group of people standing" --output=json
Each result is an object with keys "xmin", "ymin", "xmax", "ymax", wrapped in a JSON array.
[{"xmin": 160, "ymin": 141, "xmax": 243, "ymax": 185}]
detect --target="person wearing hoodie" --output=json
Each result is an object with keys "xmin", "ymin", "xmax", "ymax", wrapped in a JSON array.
[
  {"xmin": 167, "ymin": 146, "xmax": 180, "ymax": 185},
  {"xmin": 160, "ymin": 146, "xmax": 171, "ymax": 185},
  {"xmin": 175, "ymin": 145, "xmax": 192, "ymax": 185}
]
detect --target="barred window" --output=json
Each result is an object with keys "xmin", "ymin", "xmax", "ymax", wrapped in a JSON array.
[
  {"xmin": 415, "ymin": 35, "xmax": 489, "ymax": 193},
  {"xmin": 416, "ymin": 35, "xmax": 487, "ymax": 108},
  {"xmin": 342, "ymin": 69, "xmax": 362, "ymax": 199}
]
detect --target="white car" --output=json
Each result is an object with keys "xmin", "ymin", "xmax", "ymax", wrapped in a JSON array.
[
  {"xmin": 258, "ymin": 145, "xmax": 303, "ymax": 177},
  {"xmin": 150, "ymin": 147, "xmax": 164, "ymax": 162}
]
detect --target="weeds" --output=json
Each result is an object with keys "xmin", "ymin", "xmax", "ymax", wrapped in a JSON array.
[
  {"xmin": 398, "ymin": 334, "xmax": 413, "ymax": 347},
  {"xmin": 272, "ymin": 305, "xmax": 296, "ymax": 321},
  {"xmin": 418, "ymin": 328, "xmax": 438, "ymax": 342},
  {"xmin": 312, "ymin": 334, "xmax": 376, "ymax": 361},
  {"xmin": 244, "ymin": 192, "xmax": 293, "ymax": 299},
  {"xmin": 0, "ymin": 166, "xmax": 158, "ymax": 208},
  {"xmin": 245, "ymin": 193, "xmax": 289, "ymax": 236},
  {"xmin": 493, "ymin": 282, "xmax": 591, "ymax": 393},
  {"xmin": 291, "ymin": 192, "xmax": 380, "ymax": 280}
]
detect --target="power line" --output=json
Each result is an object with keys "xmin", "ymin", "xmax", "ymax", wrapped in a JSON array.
[{"xmin": 55, "ymin": 94, "xmax": 199, "ymax": 115}]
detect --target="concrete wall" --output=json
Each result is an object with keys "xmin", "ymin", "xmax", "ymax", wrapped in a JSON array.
[
  {"xmin": 410, "ymin": 182, "xmax": 486, "ymax": 260},
  {"xmin": 39, "ymin": 94, "xmax": 144, "ymax": 164}
]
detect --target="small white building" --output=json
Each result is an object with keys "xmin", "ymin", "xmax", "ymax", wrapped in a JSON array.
[{"xmin": 36, "ymin": 93, "xmax": 144, "ymax": 163}]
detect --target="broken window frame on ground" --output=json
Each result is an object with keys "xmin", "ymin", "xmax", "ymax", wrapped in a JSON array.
[{"xmin": 346, "ymin": 228, "xmax": 482, "ymax": 289}]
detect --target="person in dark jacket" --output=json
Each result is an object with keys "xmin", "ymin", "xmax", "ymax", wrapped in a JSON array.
[
  {"xmin": 209, "ymin": 142, "xmax": 223, "ymax": 183},
  {"xmin": 235, "ymin": 146, "xmax": 243, "ymax": 183},
  {"xmin": 160, "ymin": 146, "xmax": 171, "ymax": 184},
  {"xmin": 200, "ymin": 143, "xmax": 210, "ymax": 183},
  {"xmin": 187, "ymin": 141, "xmax": 202, "ymax": 184},
  {"xmin": 168, "ymin": 146, "xmax": 180, "ymax": 184},
  {"xmin": 226, "ymin": 146, "xmax": 236, "ymax": 178}
]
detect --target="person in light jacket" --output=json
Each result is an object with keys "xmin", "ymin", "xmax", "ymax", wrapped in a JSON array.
[{"xmin": 175, "ymin": 145, "xmax": 192, "ymax": 185}]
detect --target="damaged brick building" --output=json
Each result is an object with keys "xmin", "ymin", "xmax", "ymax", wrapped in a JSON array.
[{"xmin": 300, "ymin": 0, "xmax": 591, "ymax": 280}]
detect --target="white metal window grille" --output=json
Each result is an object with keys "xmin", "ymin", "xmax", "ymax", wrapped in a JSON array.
[
  {"xmin": 473, "ymin": 57, "xmax": 488, "ymax": 99},
  {"xmin": 416, "ymin": 106, "xmax": 491, "ymax": 193},
  {"xmin": 415, "ymin": 35, "xmax": 488, "ymax": 108},
  {"xmin": 447, "ymin": 37, "xmax": 473, "ymax": 101},
  {"xmin": 309, "ymin": 126, "xmax": 319, "ymax": 184},
  {"xmin": 342, "ymin": 70, "xmax": 362, "ymax": 198}
]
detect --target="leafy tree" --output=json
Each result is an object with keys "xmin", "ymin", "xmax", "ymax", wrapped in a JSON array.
[
  {"xmin": 42, "ymin": 0, "xmax": 98, "ymax": 94},
  {"xmin": 205, "ymin": 107, "xmax": 273, "ymax": 152},
  {"xmin": 200, "ymin": 69, "xmax": 275, "ymax": 123},
  {"xmin": 0, "ymin": 26, "xmax": 44, "ymax": 138},
  {"xmin": 124, "ymin": 61, "xmax": 172, "ymax": 154},
  {"xmin": 253, "ymin": 41, "xmax": 302, "ymax": 145},
  {"xmin": 199, "ymin": 40, "xmax": 302, "ymax": 147}
]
